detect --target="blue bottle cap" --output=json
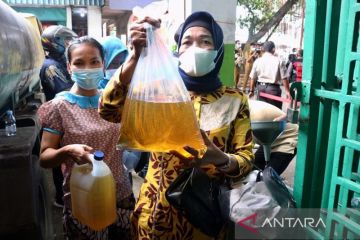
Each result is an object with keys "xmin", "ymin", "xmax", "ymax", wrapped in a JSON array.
[
  {"xmin": 6, "ymin": 110, "xmax": 13, "ymax": 115},
  {"xmin": 94, "ymin": 150, "xmax": 104, "ymax": 161}
]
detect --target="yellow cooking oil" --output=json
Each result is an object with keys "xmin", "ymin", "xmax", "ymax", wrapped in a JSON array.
[
  {"xmin": 119, "ymin": 98, "xmax": 206, "ymax": 157},
  {"xmin": 70, "ymin": 151, "xmax": 116, "ymax": 231}
]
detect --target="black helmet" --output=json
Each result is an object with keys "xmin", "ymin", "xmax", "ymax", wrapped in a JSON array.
[{"xmin": 41, "ymin": 25, "xmax": 77, "ymax": 55}]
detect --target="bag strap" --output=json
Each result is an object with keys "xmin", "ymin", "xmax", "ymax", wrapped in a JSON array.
[
  {"xmin": 240, "ymin": 156, "xmax": 264, "ymax": 182},
  {"xmin": 241, "ymin": 155, "xmax": 263, "ymax": 172}
]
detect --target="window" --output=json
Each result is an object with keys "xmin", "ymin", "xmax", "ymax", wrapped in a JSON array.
[{"xmin": 71, "ymin": 7, "xmax": 87, "ymax": 37}]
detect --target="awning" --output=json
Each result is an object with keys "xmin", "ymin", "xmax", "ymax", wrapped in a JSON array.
[
  {"xmin": 13, "ymin": 7, "xmax": 66, "ymax": 22},
  {"xmin": 4, "ymin": 0, "xmax": 104, "ymax": 6}
]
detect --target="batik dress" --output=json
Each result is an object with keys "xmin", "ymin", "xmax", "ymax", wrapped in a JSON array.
[
  {"xmin": 38, "ymin": 91, "xmax": 134, "ymax": 240},
  {"xmin": 99, "ymin": 78, "xmax": 254, "ymax": 240}
]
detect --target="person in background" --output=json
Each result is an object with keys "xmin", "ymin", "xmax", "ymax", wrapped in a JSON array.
[
  {"xmin": 99, "ymin": 12, "xmax": 254, "ymax": 239},
  {"xmin": 234, "ymin": 40, "xmax": 244, "ymax": 87},
  {"xmin": 292, "ymin": 48, "xmax": 303, "ymax": 82},
  {"xmin": 99, "ymin": 36, "xmax": 129, "ymax": 89},
  {"xmin": 39, "ymin": 25, "xmax": 78, "ymax": 208},
  {"xmin": 240, "ymin": 42, "xmax": 260, "ymax": 92},
  {"xmin": 249, "ymin": 99, "xmax": 298, "ymax": 175},
  {"xmin": 286, "ymin": 53, "xmax": 297, "ymax": 83},
  {"xmin": 249, "ymin": 41, "xmax": 290, "ymax": 109},
  {"xmin": 40, "ymin": 25, "xmax": 78, "ymax": 101},
  {"xmin": 38, "ymin": 36, "xmax": 134, "ymax": 239}
]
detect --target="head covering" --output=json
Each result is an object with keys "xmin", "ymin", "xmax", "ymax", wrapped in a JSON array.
[
  {"xmin": 41, "ymin": 25, "xmax": 77, "ymax": 56},
  {"xmin": 262, "ymin": 41, "xmax": 275, "ymax": 53},
  {"xmin": 100, "ymin": 36, "xmax": 129, "ymax": 70},
  {"xmin": 174, "ymin": 11, "xmax": 224, "ymax": 93}
]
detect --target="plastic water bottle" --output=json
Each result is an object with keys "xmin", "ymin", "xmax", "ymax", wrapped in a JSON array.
[
  {"xmin": 70, "ymin": 150, "xmax": 116, "ymax": 230},
  {"xmin": 4, "ymin": 110, "xmax": 16, "ymax": 136}
]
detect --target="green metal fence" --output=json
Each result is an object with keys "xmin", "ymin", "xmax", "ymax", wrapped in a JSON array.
[{"xmin": 294, "ymin": 0, "xmax": 360, "ymax": 238}]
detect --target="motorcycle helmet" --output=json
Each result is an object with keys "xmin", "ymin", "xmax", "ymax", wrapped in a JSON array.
[{"xmin": 41, "ymin": 25, "xmax": 77, "ymax": 55}]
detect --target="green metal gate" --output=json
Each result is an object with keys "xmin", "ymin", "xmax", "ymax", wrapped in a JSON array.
[{"xmin": 294, "ymin": 0, "xmax": 360, "ymax": 238}]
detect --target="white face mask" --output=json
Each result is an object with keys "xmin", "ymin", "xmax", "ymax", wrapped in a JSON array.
[{"xmin": 179, "ymin": 46, "xmax": 218, "ymax": 77}]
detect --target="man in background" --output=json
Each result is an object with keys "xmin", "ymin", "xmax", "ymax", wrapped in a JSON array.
[{"xmin": 249, "ymin": 41, "xmax": 290, "ymax": 109}]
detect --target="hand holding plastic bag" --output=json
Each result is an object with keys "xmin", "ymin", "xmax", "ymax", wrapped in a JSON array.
[{"xmin": 118, "ymin": 17, "xmax": 205, "ymax": 157}]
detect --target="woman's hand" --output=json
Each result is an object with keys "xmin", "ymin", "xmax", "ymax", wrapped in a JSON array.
[
  {"xmin": 117, "ymin": 16, "xmax": 161, "ymax": 86},
  {"xmin": 64, "ymin": 144, "xmax": 93, "ymax": 165},
  {"xmin": 171, "ymin": 130, "xmax": 229, "ymax": 167},
  {"xmin": 129, "ymin": 16, "xmax": 161, "ymax": 58}
]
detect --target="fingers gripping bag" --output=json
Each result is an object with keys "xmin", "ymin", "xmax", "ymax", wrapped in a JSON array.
[{"xmin": 118, "ymin": 22, "xmax": 206, "ymax": 157}]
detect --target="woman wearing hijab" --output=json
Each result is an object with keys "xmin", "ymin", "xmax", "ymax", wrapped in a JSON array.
[
  {"xmin": 98, "ymin": 36, "xmax": 129, "ymax": 89},
  {"xmin": 99, "ymin": 12, "xmax": 254, "ymax": 239}
]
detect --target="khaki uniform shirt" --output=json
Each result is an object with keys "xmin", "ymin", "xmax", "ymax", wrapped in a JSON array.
[{"xmin": 250, "ymin": 52, "xmax": 287, "ymax": 84}]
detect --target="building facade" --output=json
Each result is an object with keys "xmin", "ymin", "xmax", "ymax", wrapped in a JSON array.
[{"xmin": 4, "ymin": 0, "xmax": 104, "ymax": 39}]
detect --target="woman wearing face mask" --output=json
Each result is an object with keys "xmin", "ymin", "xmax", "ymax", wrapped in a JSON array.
[
  {"xmin": 99, "ymin": 36, "xmax": 129, "ymax": 89},
  {"xmin": 99, "ymin": 12, "xmax": 254, "ymax": 239},
  {"xmin": 38, "ymin": 36, "xmax": 134, "ymax": 239}
]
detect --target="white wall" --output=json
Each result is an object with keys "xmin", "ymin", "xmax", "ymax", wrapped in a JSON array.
[
  {"xmin": 87, "ymin": 6, "xmax": 102, "ymax": 40},
  {"xmin": 191, "ymin": 0, "xmax": 236, "ymax": 44},
  {"xmin": 168, "ymin": 0, "xmax": 236, "ymax": 44},
  {"xmin": 168, "ymin": 0, "xmax": 185, "ymax": 30},
  {"xmin": 66, "ymin": 6, "xmax": 72, "ymax": 29}
]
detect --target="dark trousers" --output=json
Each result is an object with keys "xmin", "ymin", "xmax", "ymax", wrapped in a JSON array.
[
  {"xmin": 257, "ymin": 84, "xmax": 282, "ymax": 109},
  {"xmin": 52, "ymin": 165, "xmax": 64, "ymax": 203},
  {"xmin": 254, "ymin": 146, "xmax": 297, "ymax": 175},
  {"xmin": 135, "ymin": 152, "xmax": 150, "ymax": 178}
]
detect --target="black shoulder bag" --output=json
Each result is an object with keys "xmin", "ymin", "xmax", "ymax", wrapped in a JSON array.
[{"xmin": 165, "ymin": 167, "xmax": 229, "ymax": 237}]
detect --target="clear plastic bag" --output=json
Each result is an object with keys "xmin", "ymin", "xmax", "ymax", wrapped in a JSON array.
[
  {"xmin": 118, "ymin": 23, "xmax": 205, "ymax": 156},
  {"xmin": 219, "ymin": 167, "xmax": 296, "ymax": 239}
]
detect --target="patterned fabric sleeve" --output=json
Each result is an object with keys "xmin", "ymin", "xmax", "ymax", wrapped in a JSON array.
[
  {"xmin": 98, "ymin": 67, "xmax": 129, "ymax": 123},
  {"xmin": 226, "ymin": 94, "xmax": 254, "ymax": 178},
  {"xmin": 37, "ymin": 100, "xmax": 64, "ymax": 135}
]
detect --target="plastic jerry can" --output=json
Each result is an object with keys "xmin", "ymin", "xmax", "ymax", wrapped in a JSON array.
[{"xmin": 70, "ymin": 150, "xmax": 116, "ymax": 231}]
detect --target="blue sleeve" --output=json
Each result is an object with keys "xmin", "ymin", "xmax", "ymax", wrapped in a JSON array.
[
  {"xmin": 122, "ymin": 151, "xmax": 142, "ymax": 171},
  {"xmin": 40, "ymin": 62, "xmax": 73, "ymax": 101}
]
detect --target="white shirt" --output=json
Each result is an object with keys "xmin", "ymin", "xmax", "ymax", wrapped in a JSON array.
[{"xmin": 249, "ymin": 52, "xmax": 287, "ymax": 84}]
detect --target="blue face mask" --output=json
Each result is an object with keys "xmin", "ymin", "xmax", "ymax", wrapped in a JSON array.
[{"xmin": 71, "ymin": 68, "xmax": 104, "ymax": 90}]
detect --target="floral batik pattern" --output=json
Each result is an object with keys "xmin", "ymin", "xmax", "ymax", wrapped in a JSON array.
[{"xmin": 100, "ymin": 84, "xmax": 254, "ymax": 239}]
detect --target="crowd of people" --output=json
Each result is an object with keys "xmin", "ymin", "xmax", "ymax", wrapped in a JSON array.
[
  {"xmin": 234, "ymin": 41, "xmax": 303, "ymax": 95},
  {"xmin": 233, "ymin": 39, "xmax": 300, "ymax": 176},
  {"xmin": 36, "ymin": 10, "xmax": 299, "ymax": 240}
]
